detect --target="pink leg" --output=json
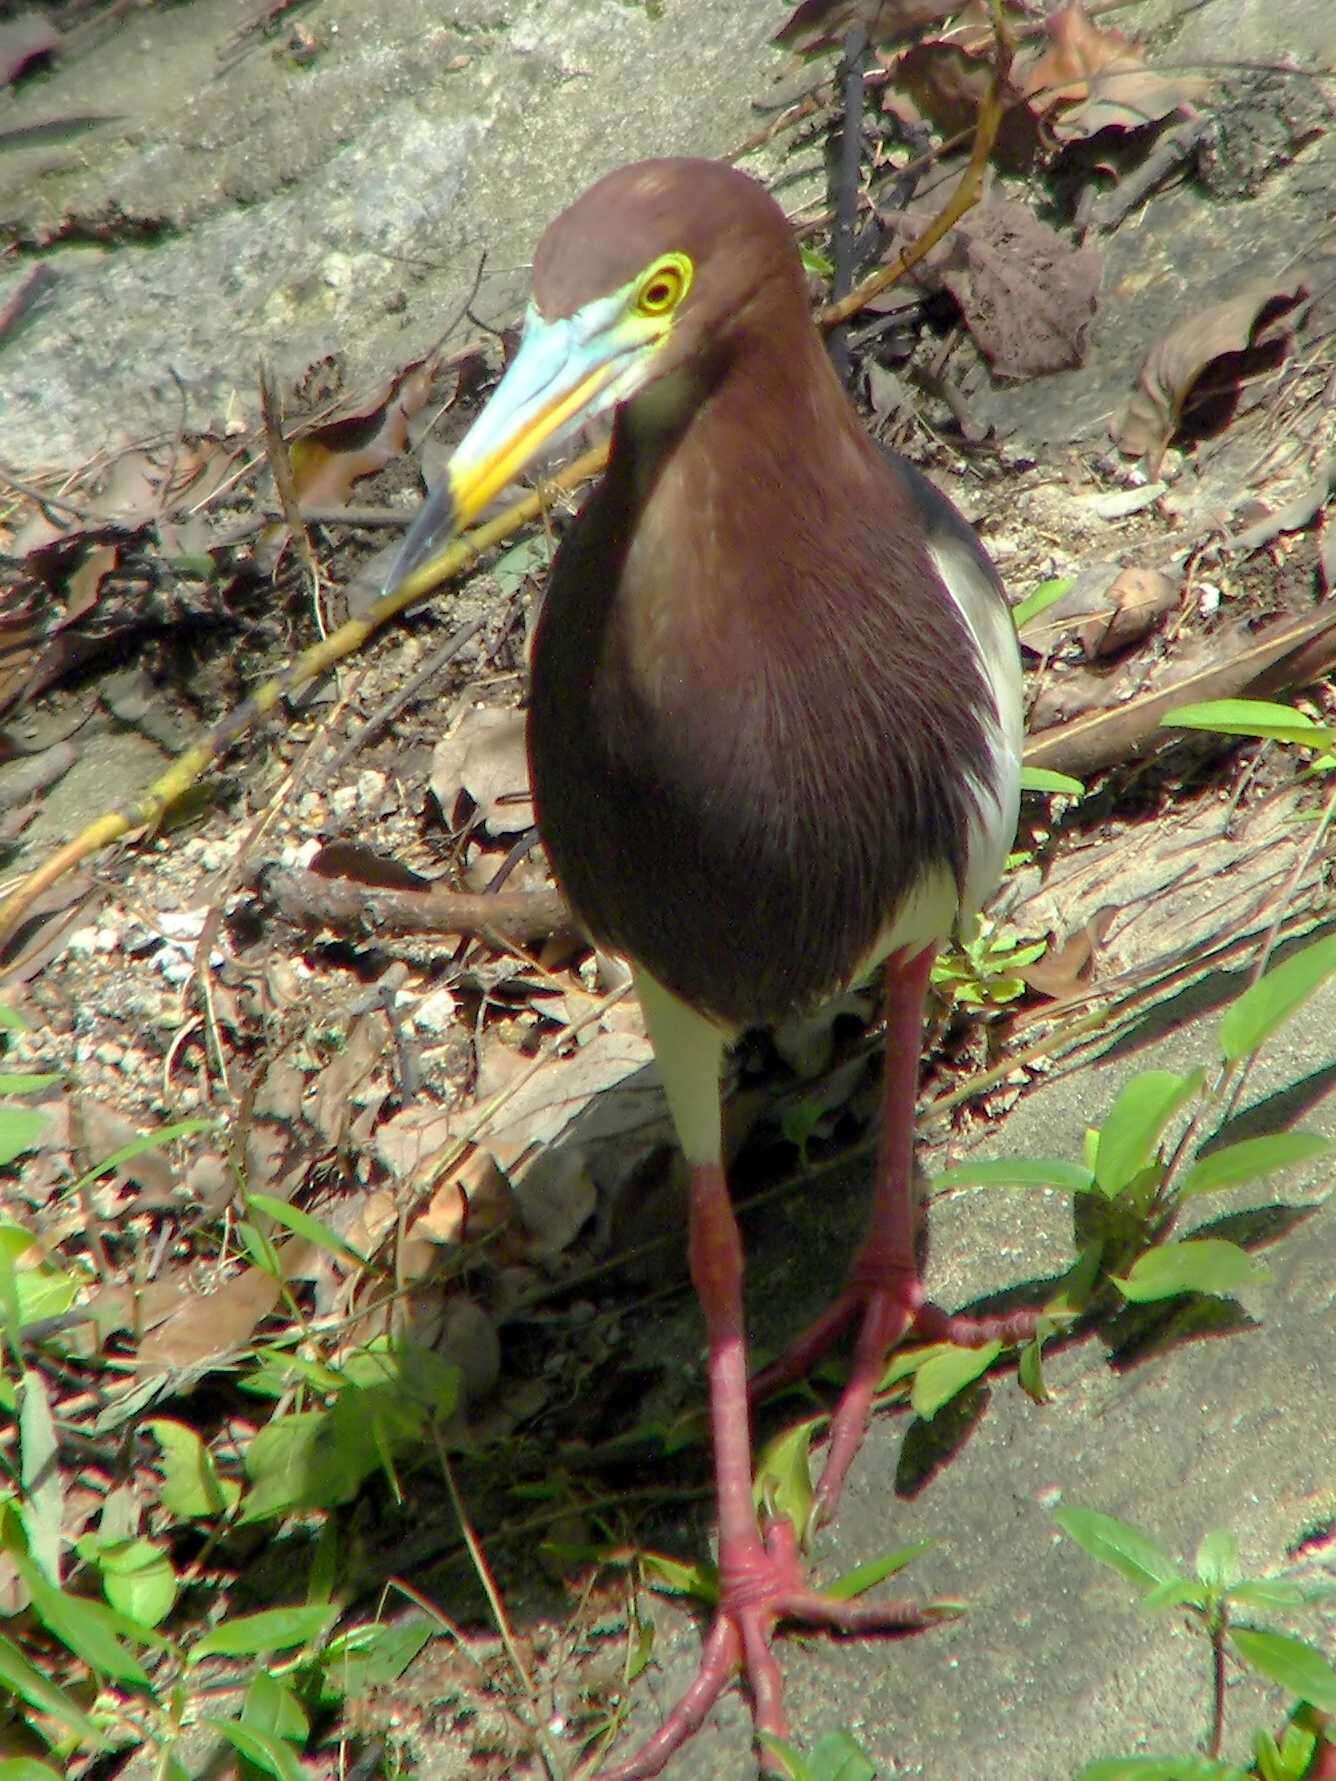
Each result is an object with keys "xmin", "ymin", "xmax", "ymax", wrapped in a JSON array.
[
  {"xmin": 752, "ymin": 945, "xmax": 1039, "ymax": 1521},
  {"xmin": 601, "ymin": 1160, "xmax": 935, "ymax": 1781}
]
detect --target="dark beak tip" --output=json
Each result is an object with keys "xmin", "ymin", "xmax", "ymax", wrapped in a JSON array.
[{"xmin": 386, "ymin": 482, "xmax": 459, "ymax": 595}]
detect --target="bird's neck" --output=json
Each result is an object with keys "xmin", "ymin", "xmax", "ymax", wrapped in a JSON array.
[{"xmin": 608, "ymin": 315, "xmax": 882, "ymax": 681}]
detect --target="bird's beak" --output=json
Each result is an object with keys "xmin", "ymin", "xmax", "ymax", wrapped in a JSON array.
[{"xmin": 384, "ymin": 292, "xmax": 653, "ymax": 593}]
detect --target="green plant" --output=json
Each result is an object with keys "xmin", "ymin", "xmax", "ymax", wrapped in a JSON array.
[
  {"xmin": 932, "ymin": 912, "xmax": 1049, "ymax": 1009},
  {"xmin": 932, "ymin": 928, "xmax": 1336, "ymax": 1402},
  {"xmin": 1057, "ymin": 1507, "xmax": 1336, "ymax": 1779},
  {"xmin": 1162, "ymin": 699, "xmax": 1335, "ymax": 773}
]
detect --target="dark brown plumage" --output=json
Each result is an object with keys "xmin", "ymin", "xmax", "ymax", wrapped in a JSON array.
[{"xmin": 387, "ymin": 157, "xmax": 1030, "ymax": 1781}]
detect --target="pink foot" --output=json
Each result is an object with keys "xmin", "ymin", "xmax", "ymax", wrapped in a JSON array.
[
  {"xmin": 599, "ymin": 1515, "xmax": 936, "ymax": 1780},
  {"xmin": 751, "ymin": 1276, "xmax": 1041, "ymax": 1520}
]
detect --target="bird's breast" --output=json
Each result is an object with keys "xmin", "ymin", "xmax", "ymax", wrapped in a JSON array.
[{"xmin": 528, "ymin": 427, "xmax": 1006, "ymax": 1031}]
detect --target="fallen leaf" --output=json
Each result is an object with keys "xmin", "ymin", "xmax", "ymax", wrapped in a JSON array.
[
  {"xmin": 408, "ymin": 1147, "xmax": 518, "ymax": 1247},
  {"xmin": 307, "ymin": 842, "xmax": 432, "ymax": 891},
  {"xmin": 134, "ymin": 1264, "xmax": 283, "ymax": 1371},
  {"xmin": 885, "ymin": 199, "xmax": 1100, "ymax": 377},
  {"xmin": 1019, "ymin": 2, "xmax": 1210, "ymax": 140},
  {"xmin": 75, "ymin": 1101, "xmax": 180, "ymax": 1209},
  {"xmin": 1111, "ymin": 280, "xmax": 1309, "ymax": 474},
  {"xmin": 1024, "ymin": 603, "xmax": 1336, "ymax": 774},
  {"xmin": 511, "ymin": 1147, "xmax": 597, "ymax": 1259},
  {"xmin": 1076, "ymin": 566, "xmax": 1178, "ymax": 660},
  {"xmin": 430, "ymin": 705, "xmax": 535, "ymax": 834},
  {"xmin": 774, "ymin": 0, "xmax": 968, "ymax": 54},
  {"xmin": 1022, "ymin": 906, "xmax": 1118, "ymax": 998},
  {"xmin": 893, "ymin": 42, "xmax": 1042, "ymax": 169},
  {"xmin": 374, "ymin": 1101, "xmax": 456, "ymax": 1184},
  {"xmin": 287, "ymin": 357, "xmax": 441, "ymax": 511}
]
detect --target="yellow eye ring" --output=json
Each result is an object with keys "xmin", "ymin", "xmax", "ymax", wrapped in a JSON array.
[{"xmin": 635, "ymin": 253, "xmax": 692, "ymax": 319}]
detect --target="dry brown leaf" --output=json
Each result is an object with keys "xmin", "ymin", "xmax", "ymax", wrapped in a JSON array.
[
  {"xmin": 511, "ymin": 1147, "xmax": 597, "ymax": 1259},
  {"xmin": 886, "ymin": 199, "xmax": 1100, "ymax": 377},
  {"xmin": 1111, "ymin": 279, "xmax": 1309, "ymax": 474},
  {"xmin": 480, "ymin": 1029, "xmax": 656, "ymax": 1175},
  {"xmin": 1075, "ymin": 565, "xmax": 1178, "ymax": 660},
  {"xmin": 430, "ymin": 706, "xmax": 535, "ymax": 835},
  {"xmin": 774, "ymin": 0, "xmax": 969, "ymax": 54},
  {"xmin": 1022, "ymin": 906, "xmax": 1117, "ymax": 999},
  {"xmin": 373, "ymin": 1101, "xmax": 456, "ymax": 1183},
  {"xmin": 892, "ymin": 42, "xmax": 1042, "ymax": 169},
  {"xmin": 307, "ymin": 841, "xmax": 433, "ymax": 892},
  {"xmin": 134, "ymin": 1263, "xmax": 284, "ymax": 1371},
  {"xmin": 1019, "ymin": 3, "xmax": 1210, "ymax": 140},
  {"xmin": 75, "ymin": 1102, "xmax": 179, "ymax": 1209},
  {"xmin": 409, "ymin": 1147, "xmax": 518, "ymax": 1246},
  {"xmin": 287, "ymin": 356, "xmax": 441, "ymax": 511}
]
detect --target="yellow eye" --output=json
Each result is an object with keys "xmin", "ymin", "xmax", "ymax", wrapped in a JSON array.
[{"xmin": 635, "ymin": 254, "xmax": 692, "ymax": 318}]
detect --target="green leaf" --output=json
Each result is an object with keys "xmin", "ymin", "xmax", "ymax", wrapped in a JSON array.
[
  {"xmin": 876, "ymin": 1343, "xmax": 938, "ymax": 1395},
  {"xmin": 237, "ymin": 1218, "xmax": 283, "ymax": 1280},
  {"xmin": 1220, "ymin": 935, "xmax": 1336, "ymax": 1062},
  {"xmin": 1079, "ymin": 1761, "xmax": 1249, "ymax": 1780},
  {"xmin": 0, "ymin": 1762, "xmax": 67, "ymax": 1780},
  {"xmin": 237, "ymin": 1409, "xmax": 373, "ymax": 1523},
  {"xmin": 827, "ymin": 1541, "xmax": 935, "ymax": 1603},
  {"xmin": 1113, "ymin": 1239, "xmax": 1267, "ymax": 1303},
  {"xmin": 0, "ymin": 1073, "xmax": 63, "ymax": 1094},
  {"xmin": 1140, "ymin": 1575, "xmax": 1208, "ymax": 1612},
  {"xmin": 753, "ymin": 1420, "xmax": 815, "ymax": 1532},
  {"xmin": 0, "ymin": 1002, "xmax": 30, "ymax": 1032},
  {"xmin": 1230, "ymin": 1628, "xmax": 1336, "ymax": 1710},
  {"xmin": 17, "ymin": 1555, "xmax": 151, "ymax": 1685},
  {"xmin": 147, "ymin": 1419, "xmax": 241, "ymax": 1518},
  {"xmin": 1021, "ymin": 766, "xmax": 1086, "ymax": 796},
  {"xmin": 759, "ymin": 1735, "xmax": 812, "ymax": 1781},
  {"xmin": 18, "ymin": 1369, "xmax": 62, "ymax": 1586},
  {"xmin": 0, "ymin": 1105, "xmax": 47, "ymax": 1167},
  {"xmin": 65, "ymin": 1118, "xmax": 214, "ymax": 1199},
  {"xmin": 1228, "ymin": 1578, "xmax": 1307, "ymax": 1611},
  {"xmin": 1194, "ymin": 1528, "xmax": 1240, "ymax": 1591},
  {"xmin": 247, "ymin": 1193, "xmax": 367, "ymax": 1269},
  {"xmin": 911, "ymin": 1340, "xmax": 1001, "ymax": 1419},
  {"xmin": 807, "ymin": 1729, "xmax": 877, "ymax": 1781},
  {"xmin": 242, "ymin": 1669, "xmax": 309, "ymax": 1742},
  {"xmin": 201, "ymin": 1719, "xmax": 307, "ymax": 1781},
  {"xmin": 0, "ymin": 1632, "xmax": 105, "ymax": 1745},
  {"xmin": 1253, "ymin": 1721, "xmax": 1319, "ymax": 1781},
  {"xmin": 641, "ymin": 1550, "xmax": 718, "ymax": 1603},
  {"xmin": 934, "ymin": 1157, "xmax": 1097, "ymax": 1194},
  {"xmin": 1161, "ymin": 698, "xmax": 1334, "ymax": 748},
  {"xmin": 1180, "ymin": 1131, "xmax": 1333, "ymax": 1198},
  {"xmin": 189, "ymin": 1602, "xmax": 337, "ymax": 1663},
  {"xmin": 1095, "ymin": 1070, "xmax": 1203, "ymax": 1196},
  {"xmin": 318, "ymin": 1617, "xmax": 433, "ymax": 1703},
  {"xmin": 1055, "ymin": 1508, "xmax": 1183, "ymax": 1595},
  {"xmin": 92, "ymin": 1536, "xmax": 178, "ymax": 1627},
  {"xmin": 1013, "ymin": 575, "xmax": 1075, "ymax": 631},
  {"xmin": 1018, "ymin": 1333, "xmax": 1052, "ymax": 1403}
]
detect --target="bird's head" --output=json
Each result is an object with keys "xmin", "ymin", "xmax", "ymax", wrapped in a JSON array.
[{"xmin": 385, "ymin": 158, "xmax": 806, "ymax": 590}]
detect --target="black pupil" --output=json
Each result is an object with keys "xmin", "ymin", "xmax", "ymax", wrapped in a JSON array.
[{"xmin": 647, "ymin": 279, "xmax": 670, "ymax": 306}]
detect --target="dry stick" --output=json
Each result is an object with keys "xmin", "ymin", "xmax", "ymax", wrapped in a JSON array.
[
  {"xmin": 433, "ymin": 1433, "xmax": 562, "ymax": 1772},
  {"xmin": 817, "ymin": 1, "xmax": 1013, "ymax": 330},
  {"xmin": 0, "ymin": 442, "xmax": 605, "ymax": 945},
  {"xmin": 0, "ymin": 41, "xmax": 1009, "ymax": 950}
]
